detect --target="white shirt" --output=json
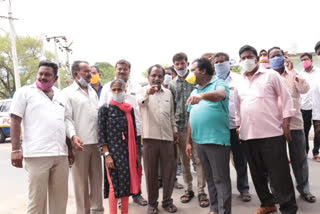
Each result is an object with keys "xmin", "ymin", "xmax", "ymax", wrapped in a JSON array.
[
  {"xmin": 9, "ymin": 84, "xmax": 67, "ymax": 157},
  {"xmin": 225, "ymin": 72, "xmax": 242, "ymax": 129},
  {"xmin": 300, "ymin": 67, "xmax": 320, "ymax": 110},
  {"xmin": 63, "ymin": 82, "xmax": 99, "ymax": 145},
  {"xmin": 312, "ymin": 79, "xmax": 320, "ymax": 120},
  {"xmin": 99, "ymin": 80, "xmax": 142, "ymax": 136}
]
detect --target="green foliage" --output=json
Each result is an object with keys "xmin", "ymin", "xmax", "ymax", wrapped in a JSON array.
[
  {"xmin": 0, "ymin": 34, "xmax": 55, "ymax": 99},
  {"xmin": 94, "ymin": 62, "xmax": 115, "ymax": 84},
  {"xmin": 142, "ymin": 69, "xmax": 148, "ymax": 78},
  {"xmin": 231, "ymin": 66, "xmax": 241, "ymax": 74}
]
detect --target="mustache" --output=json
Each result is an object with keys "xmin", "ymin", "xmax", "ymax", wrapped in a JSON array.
[
  {"xmin": 152, "ymin": 81, "xmax": 161, "ymax": 85},
  {"xmin": 86, "ymin": 74, "xmax": 91, "ymax": 79},
  {"xmin": 38, "ymin": 79, "xmax": 48, "ymax": 83}
]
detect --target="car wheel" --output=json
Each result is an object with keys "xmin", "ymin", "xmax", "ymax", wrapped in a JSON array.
[{"xmin": 0, "ymin": 129, "xmax": 6, "ymax": 143}]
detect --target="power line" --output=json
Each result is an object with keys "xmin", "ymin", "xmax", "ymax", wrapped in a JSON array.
[{"xmin": 45, "ymin": 35, "xmax": 73, "ymax": 88}]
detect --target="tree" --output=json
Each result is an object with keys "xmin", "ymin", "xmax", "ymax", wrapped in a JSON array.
[
  {"xmin": 93, "ymin": 62, "xmax": 115, "ymax": 84},
  {"xmin": 0, "ymin": 34, "xmax": 55, "ymax": 99}
]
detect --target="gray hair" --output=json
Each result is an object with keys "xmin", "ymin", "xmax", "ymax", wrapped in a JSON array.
[{"xmin": 110, "ymin": 79, "xmax": 126, "ymax": 89}]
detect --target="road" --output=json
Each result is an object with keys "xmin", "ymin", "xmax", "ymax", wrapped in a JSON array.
[{"xmin": 0, "ymin": 139, "xmax": 320, "ymax": 214}]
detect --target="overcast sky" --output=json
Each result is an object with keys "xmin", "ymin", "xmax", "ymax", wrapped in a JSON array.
[{"xmin": 0, "ymin": 0, "xmax": 319, "ymax": 81}]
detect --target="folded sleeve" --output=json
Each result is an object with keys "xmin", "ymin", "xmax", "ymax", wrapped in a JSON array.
[{"xmin": 9, "ymin": 87, "xmax": 27, "ymax": 118}]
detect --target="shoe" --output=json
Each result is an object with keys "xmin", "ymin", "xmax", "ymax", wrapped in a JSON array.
[
  {"xmin": 174, "ymin": 181, "xmax": 184, "ymax": 189},
  {"xmin": 301, "ymin": 193, "xmax": 316, "ymax": 203},
  {"xmin": 133, "ymin": 195, "xmax": 148, "ymax": 206},
  {"xmin": 252, "ymin": 206, "xmax": 277, "ymax": 214}
]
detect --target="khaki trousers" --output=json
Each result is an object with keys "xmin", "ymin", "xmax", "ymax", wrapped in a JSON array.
[
  {"xmin": 25, "ymin": 156, "xmax": 69, "ymax": 214},
  {"xmin": 72, "ymin": 144, "xmax": 104, "ymax": 214},
  {"xmin": 177, "ymin": 131, "xmax": 206, "ymax": 194}
]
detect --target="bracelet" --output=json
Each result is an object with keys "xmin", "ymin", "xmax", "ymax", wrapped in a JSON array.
[{"xmin": 11, "ymin": 150, "xmax": 22, "ymax": 153}]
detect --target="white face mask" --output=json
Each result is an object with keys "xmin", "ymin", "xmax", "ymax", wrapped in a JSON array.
[
  {"xmin": 239, "ymin": 59, "xmax": 257, "ymax": 73},
  {"xmin": 112, "ymin": 92, "xmax": 126, "ymax": 103},
  {"xmin": 78, "ymin": 76, "xmax": 89, "ymax": 87},
  {"xmin": 174, "ymin": 67, "xmax": 188, "ymax": 77},
  {"xmin": 163, "ymin": 74, "xmax": 172, "ymax": 85}
]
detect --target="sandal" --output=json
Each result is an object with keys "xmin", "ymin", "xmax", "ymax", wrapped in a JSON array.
[
  {"xmin": 162, "ymin": 201, "xmax": 177, "ymax": 213},
  {"xmin": 180, "ymin": 190, "xmax": 194, "ymax": 203},
  {"xmin": 301, "ymin": 193, "xmax": 316, "ymax": 203},
  {"xmin": 133, "ymin": 195, "xmax": 148, "ymax": 206},
  {"xmin": 240, "ymin": 192, "xmax": 252, "ymax": 202},
  {"xmin": 312, "ymin": 155, "xmax": 320, "ymax": 162},
  {"xmin": 198, "ymin": 193, "xmax": 209, "ymax": 208},
  {"xmin": 147, "ymin": 206, "xmax": 158, "ymax": 214}
]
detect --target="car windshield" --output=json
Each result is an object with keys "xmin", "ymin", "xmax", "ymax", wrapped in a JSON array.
[{"xmin": 0, "ymin": 100, "xmax": 11, "ymax": 112}]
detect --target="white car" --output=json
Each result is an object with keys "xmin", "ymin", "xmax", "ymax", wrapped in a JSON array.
[{"xmin": 0, "ymin": 99, "xmax": 11, "ymax": 143}]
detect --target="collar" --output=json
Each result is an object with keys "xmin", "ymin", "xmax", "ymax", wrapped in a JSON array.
[
  {"xmin": 176, "ymin": 70, "xmax": 190, "ymax": 82},
  {"xmin": 71, "ymin": 81, "xmax": 92, "ymax": 92},
  {"xmin": 31, "ymin": 82, "xmax": 59, "ymax": 93},
  {"xmin": 90, "ymin": 82, "xmax": 103, "ymax": 89},
  {"xmin": 242, "ymin": 67, "xmax": 266, "ymax": 79},
  {"xmin": 303, "ymin": 67, "xmax": 316, "ymax": 73}
]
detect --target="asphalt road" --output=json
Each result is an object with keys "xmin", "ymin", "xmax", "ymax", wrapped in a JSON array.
[{"xmin": 0, "ymin": 139, "xmax": 320, "ymax": 214}]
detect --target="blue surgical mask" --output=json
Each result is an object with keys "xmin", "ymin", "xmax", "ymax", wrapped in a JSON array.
[
  {"xmin": 270, "ymin": 56, "xmax": 284, "ymax": 69},
  {"xmin": 214, "ymin": 61, "xmax": 230, "ymax": 80}
]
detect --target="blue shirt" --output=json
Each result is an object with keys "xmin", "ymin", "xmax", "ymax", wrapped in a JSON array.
[
  {"xmin": 90, "ymin": 82, "xmax": 103, "ymax": 98},
  {"xmin": 188, "ymin": 76, "xmax": 230, "ymax": 145}
]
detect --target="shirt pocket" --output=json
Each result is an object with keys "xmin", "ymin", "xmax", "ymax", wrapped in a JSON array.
[
  {"xmin": 160, "ymin": 99, "xmax": 171, "ymax": 116},
  {"xmin": 54, "ymin": 103, "xmax": 65, "ymax": 121}
]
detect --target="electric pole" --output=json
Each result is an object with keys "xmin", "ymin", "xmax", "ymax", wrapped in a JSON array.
[
  {"xmin": 46, "ymin": 36, "xmax": 73, "ymax": 88},
  {"xmin": 0, "ymin": 0, "xmax": 21, "ymax": 90}
]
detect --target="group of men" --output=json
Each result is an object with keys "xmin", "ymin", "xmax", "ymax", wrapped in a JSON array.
[{"xmin": 9, "ymin": 41, "xmax": 320, "ymax": 214}]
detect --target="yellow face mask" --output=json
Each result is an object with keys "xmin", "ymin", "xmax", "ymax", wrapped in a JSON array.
[
  {"xmin": 91, "ymin": 74, "xmax": 100, "ymax": 84},
  {"xmin": 185, "ymin": 72, "xmax": 196, "ymax": 84}
]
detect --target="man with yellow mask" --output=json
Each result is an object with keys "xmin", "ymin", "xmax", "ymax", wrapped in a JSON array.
[{"xmin": 90, "ymin": 65, "xmax": 103, "ymax": 98}]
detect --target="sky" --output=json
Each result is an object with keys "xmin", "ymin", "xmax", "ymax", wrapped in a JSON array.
[{"xmin": 0, "ymin": 0, "xmax": 319, "ymax": 81}]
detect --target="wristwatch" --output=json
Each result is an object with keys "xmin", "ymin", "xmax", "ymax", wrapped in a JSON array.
[{"xmin": 104, "ymin": 152, "xmax": 110, "ymax": 157}]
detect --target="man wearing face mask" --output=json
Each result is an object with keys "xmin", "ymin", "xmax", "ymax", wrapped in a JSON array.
[
  {"xmin": 259, "ymin": 49, "xmax": 271, "ymax": 69},
  {"xmin": 90, "ymin": 65, "xmax": 103, "ymax": 98},
  {"xmin": 169, "ymin": 52, "xmax": 209, "ymax": 208},
  {"xmin": 299, "ymin": 52, "xmax": 320, "ymax": 162},
  {"xmin": 213, "ymin": 52, "xmax": 251, "ymax": 202},
  {"xmin": 163, "ymin": 67, "xmax": 173, "ymax": 88},
  {"xmin": 63, "ymin": 61, "xmax": 104, "ymax": 214},
  {"xmin": 268, "ymin": 47, "xmax": 316, "ymax": 203},
  {"xmin": 234, "ymin": 45, "xmax": 297, "ymax": 214},
  {"xmin": 10, "ymin": 61, "xmax": 73, "ymax": 214}
]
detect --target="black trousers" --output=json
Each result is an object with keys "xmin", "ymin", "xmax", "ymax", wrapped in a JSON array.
[
  {"xmin": 242, "ymin": 136, "xmax": 297, "ymax": 214},
  {"xmin": 230, "ymin": 129, "xmax": 249, "ymax": 193},
  {"xmin": 301, "ymin": 109, "xmax": 320, "ymax": 156}
]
